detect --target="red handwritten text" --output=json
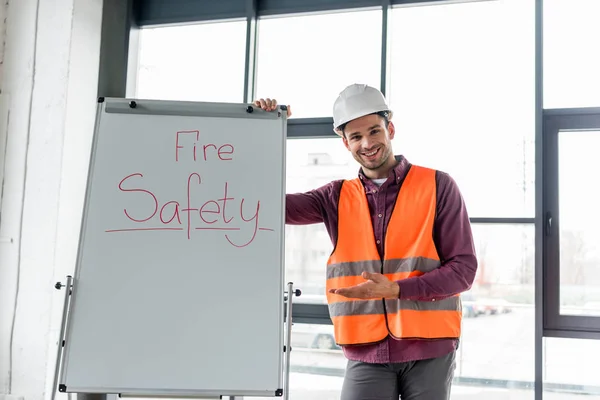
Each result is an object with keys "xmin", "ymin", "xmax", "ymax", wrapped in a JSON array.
[
  {"xmin": 109, "ymin": 172, "xmax": 272, "ymax": 248},
  {"xmin": 175, "ymin": 130, "xmax": 234, "ymax": 162}
]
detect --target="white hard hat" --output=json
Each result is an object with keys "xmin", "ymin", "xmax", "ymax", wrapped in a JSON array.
[{"xmin": 332, "ymin": 84, "xmax": 393, "ymax": 136}]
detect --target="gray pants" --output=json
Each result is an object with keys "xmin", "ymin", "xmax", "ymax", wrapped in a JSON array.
[{"xmin": 340, "ymin": 351, "xmax": 456, "ymax": 400}]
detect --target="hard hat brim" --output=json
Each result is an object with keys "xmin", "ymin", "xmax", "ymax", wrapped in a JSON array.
[{"xmin": 333, "ymin": 109, "xmax": 393, "ymax": 136}]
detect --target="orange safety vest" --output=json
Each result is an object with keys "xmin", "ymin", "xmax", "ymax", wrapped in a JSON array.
[{"xmin": 326, "ymin": 165, "xmax": 462, "ymax": 346}]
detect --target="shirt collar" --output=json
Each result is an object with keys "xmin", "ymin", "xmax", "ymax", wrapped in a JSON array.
[{"xmin": 358, "ymin": 155, "xmax": 411, "ymax": 191}]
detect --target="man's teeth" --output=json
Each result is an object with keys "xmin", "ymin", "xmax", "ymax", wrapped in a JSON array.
[{"xmin": 364, "ymin": 149, "xmax": 378, "ymax": 156}]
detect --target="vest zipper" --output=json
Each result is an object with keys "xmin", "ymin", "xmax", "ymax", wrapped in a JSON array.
[{"xmin": 381, "ymin": 258, "xmax": 394, "ymax": 337}]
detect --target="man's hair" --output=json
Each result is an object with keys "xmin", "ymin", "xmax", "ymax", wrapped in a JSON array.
[{"xmin": 338, "ymin": 111, "xmax": 391, "ymax": 138}]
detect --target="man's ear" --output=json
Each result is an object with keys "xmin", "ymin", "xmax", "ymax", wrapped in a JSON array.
[
  {"xmin": 342, "ymin": 135, "xmax": 350, "ymax": 151},
  {"xmin": 388, "ymin": 121, "xmax": 396, "ymax": 140}
]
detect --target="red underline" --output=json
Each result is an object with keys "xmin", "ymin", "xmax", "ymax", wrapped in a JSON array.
[
  {"xmin": 106, "ymin": 227, "xmax": 274, "ymax": 232},
  {"xmin": 195, "ymin": 227, "xmax": 239, "ymax": 231},
  {"xmin": 105, "ymin": 228, "xmax": 183, "ymax": 232}
]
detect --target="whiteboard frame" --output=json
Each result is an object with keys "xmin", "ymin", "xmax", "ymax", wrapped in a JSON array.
[{"xmin": 57, "ymin": 97, "xmax": 288, "ymax": 398}]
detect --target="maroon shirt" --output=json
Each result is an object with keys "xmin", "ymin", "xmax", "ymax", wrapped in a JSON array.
[{"xmin": 285, "ymin": 155, "xmax": 477, "ymax": 363}]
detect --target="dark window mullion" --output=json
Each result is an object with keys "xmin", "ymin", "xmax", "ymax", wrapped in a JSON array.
[
  {"xmin": 380, "ymin": 0, "xmax": 390, "ymax": 96},
  {"xmin": 243, "ymin": 0, "xmax": 258, "ymax": 103},
  {"xmin": 543, "ymin": 113, "xmax": 561, "ymax": 333}
]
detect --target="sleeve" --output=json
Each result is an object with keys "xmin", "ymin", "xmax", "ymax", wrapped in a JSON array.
[
  {"xmin": 396, "ymin": 171, "xmax": 478, "ymax": 301},
  {"xmin": 285, "ymin": 181, "xmax": 338, "ymax": 225}
]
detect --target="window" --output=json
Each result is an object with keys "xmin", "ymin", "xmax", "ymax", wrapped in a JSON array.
[
  {"xmin": 544, "ymin": 0, "xmax": 600, "ymax": 109},
  {"xmin": 388, "ymin": 0, "xmax": 535, "ymax": 218},
  {"xmin": 286, "ymin": 138, "xmax": 355, "ymax": 191},
  {"xmin": 543, "ymin": 112, "xmax": 600, "ymax": 334},
  {"xmin": 125, "ymin": 1, "xmax": 600, "ymax": 399},
  {"xmin": 255, "ymin": 9, "xmax": 382, "ymax": 119},
  {"xmin": 135, "ymin": 20, "xmax": 247, "ymax": 102},
  {"xmin": 285, "ymin": 138, "xmax": 355, "ymax": 298},
  {"xmin": 458, "ymin": 224, "xmax": 534, "ymax": 392}
]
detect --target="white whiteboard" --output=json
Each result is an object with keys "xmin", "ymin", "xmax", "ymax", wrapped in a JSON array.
[{"xmin": 59, "ymin": 98, "xmax": 287, "ymax": 397}]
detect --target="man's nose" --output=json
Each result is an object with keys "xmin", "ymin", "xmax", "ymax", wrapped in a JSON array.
[{"xmin": 361, "ymin": 136, "xmax": 375, "ymax": 149}]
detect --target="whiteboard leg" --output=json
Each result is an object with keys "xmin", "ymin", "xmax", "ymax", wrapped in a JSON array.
[
  {"xmin": 284, "ymin": 282, "xmax": 301, "ymax": 400},
  {"xmin": 52, "ymin": 275, "xmax": 73, "ymax": 400}
]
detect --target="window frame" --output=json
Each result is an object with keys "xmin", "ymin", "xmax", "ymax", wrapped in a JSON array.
[
  {"xmin": 543, "ymin": 108, "xmax": 600, "ymax": 339},
  {"xmin": 133, "ymin": 0, "xmax": 490, "ymax": 27}
]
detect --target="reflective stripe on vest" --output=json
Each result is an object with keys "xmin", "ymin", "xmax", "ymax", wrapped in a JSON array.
[{"xmin": 326, "ymin": 165, "xmax": 462, "ymax": 346}]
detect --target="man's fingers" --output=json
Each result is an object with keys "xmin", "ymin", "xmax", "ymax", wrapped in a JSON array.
[
  {"xmin": 329, "ymin": 287, "xmax": 352, "ymax": 296},
  {"xmin": 363, "ymin": 271, "xmax": 386, "ymax": 283},
  {"xmin": 253, "ymin": 98, "xmax": 282, "ymax": 111},
  {"xmin": 329, "ymin": 288, "xmax": 351, "ymax": 295},
  {"xmin": 253, "ymin": 98, "xmax": 290, "ymax": 114},
  {"xmin": 363, "ymin": 271, "xmax": 379, "ymax": 281},
  {"xmin": 330, "ymin": 286, "xmax": 373, "ymax": 299},
  {"xmin": 333, "ymin": 288, "xmax": 353, "ymax": 297},
  {"xmin": 255, "ymin": 98, "xmax": 270, "ymax": 110}
]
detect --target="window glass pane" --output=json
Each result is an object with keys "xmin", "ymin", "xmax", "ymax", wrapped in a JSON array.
[
  {"xmin": 285, "ymin": 138, "xmax": 355, "ymax": 299},
  {"xmin": 544, "ymin": 337, "xmax": 600, "ymax": 398},
  {"xmin": 255, "ymin": 10, "xmax": 382, "ymax": 119},
  {"xmin": 460, "ymin": 224, "xmax": 534, "ymax": 396},
  {"xmin": 558, "ymin": 130, "xmax": 600, "ymax": 316},
  {"xmin": 544, "ymin": 0, "xmax": 600, "ymax": 108},
  {"xmin": 388, "ymin": 0, "xmax": 535, "ymax": 218},
  {"xmin": 135, "ymin": 21, "xmax": 247, "ymax": 103}
]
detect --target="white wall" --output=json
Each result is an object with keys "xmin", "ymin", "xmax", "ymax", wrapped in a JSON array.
[{"xmin": 0, "ymin": 1, "xmax": 103, "ymax": 400}]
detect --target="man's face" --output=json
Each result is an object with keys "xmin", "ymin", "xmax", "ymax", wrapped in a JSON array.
[{"xmin": 342, "ymin": 114, "xmax": 396, "ymax": 178}]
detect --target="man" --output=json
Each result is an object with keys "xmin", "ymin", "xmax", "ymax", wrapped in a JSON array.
[{"xmin": 254, "ymin": 84, "xmax": 477, "ymax": 400}]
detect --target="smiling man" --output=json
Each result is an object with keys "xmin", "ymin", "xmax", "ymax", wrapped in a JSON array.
[{"xmin": 254, "ymin": 83, "xmax": 477, "ymax": 400}]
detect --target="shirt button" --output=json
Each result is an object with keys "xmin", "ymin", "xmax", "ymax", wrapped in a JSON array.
[
  {"xmin": 376, "ymin": 240, "xmax": 381, "ymax": 244},
  {"xmin": 372, "ymin": 189, "xmax": 377, "ymax": 193},
  {"xmin": 432, "ymin": 299, "xmax": 436, "ymax": 301},
  {"xmin": 378, "ymin": 214, "xmax": 382, "ymax": 218}
]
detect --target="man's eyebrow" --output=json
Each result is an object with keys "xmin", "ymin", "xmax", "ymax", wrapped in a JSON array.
[{"xmin": 348, "ymin": 125, "xmax": 382, "ymax": 138}]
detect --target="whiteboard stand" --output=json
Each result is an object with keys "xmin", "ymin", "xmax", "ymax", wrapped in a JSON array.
[
  {"xmin": 284, "ymin": 282, "xmax": 301, "ymax": 400},
  {"xmin": 52, "ymin": 275, "xmax": 74, "ymax": 400}
]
